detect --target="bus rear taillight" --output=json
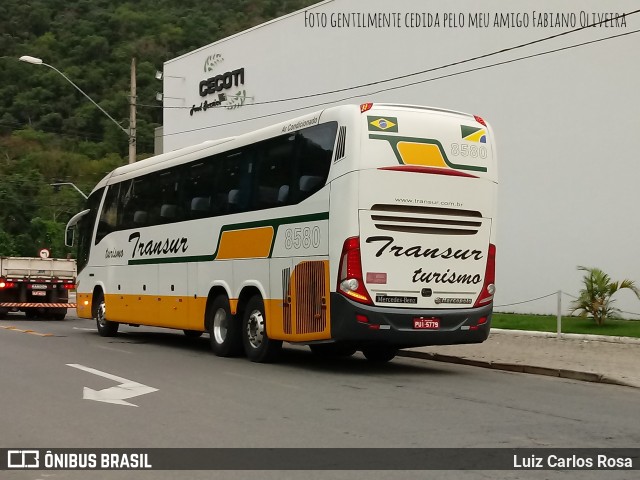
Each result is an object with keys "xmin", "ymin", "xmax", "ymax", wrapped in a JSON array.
[
  {"xmin": 338, "ymin": 237, "xmax": 373, "ymax": 305},
  {"xmin": 474, "ymin": 244, "xmax": 496, "ymax": 307}
]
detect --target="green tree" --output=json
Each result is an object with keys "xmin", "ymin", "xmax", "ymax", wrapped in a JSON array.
[
  {"xmin": 29, "ymin": 217, "xmax": 71, "ymax": 258},
  {"xmin": 571, "ymin": 266, "xmax": 640, "ymax": 326},
  {"xmin": 0, "ymin": 228, "xmax": 17, "ymax": 256},
  {"xmin": 1, "ymin": 0, "xmax": 318, "ymax": 257}
]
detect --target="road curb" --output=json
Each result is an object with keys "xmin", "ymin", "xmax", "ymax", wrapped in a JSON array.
[
  {"xmin": 397, "ymin": 350, "xmax": 637, "ymax": 389},
  {"xmin": 490, "ymin": 328, "xmax": 640, "ymax": 345}
]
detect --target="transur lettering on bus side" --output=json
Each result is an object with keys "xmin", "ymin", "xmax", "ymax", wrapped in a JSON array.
[{"xmin": 129, "ymin": 232, "xmax": 188, "ymax": 259}]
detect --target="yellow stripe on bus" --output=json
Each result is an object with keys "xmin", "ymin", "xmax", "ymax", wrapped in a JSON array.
[
  {"xmin": 104, "ymin": 294, "xmax": 207, "ymax": 330},
  {"xmin": 397, "ymin": 142, "xmax": 448, "ymax": 168},
  {"xmin": 93, "ymin": 290, "xmax": 331, "ymax": 343},
  {"xmin": 215, "ymin": 227, "xmax": 275, "ymax": 260}
]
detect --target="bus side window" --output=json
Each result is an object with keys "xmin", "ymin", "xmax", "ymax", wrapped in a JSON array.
[
  {"xmin": 253, "ymin": 134, "xmax": 295, "ymax": 210},
  {"xmin": 185, "ymin": 160, "xmax": 216, "ymax": 218},
  {"xmin": 116, "ymin": 180, "xmax": 137, "ymax": 229},
  {"xmin": 77, "ymin": 187, "xmax": 104, "ymax": 271},
  {"xmin": 156, "ymin": 168, "xmax": 183, "ymax": 224},
  {"xmin": 95, "ymin": 184, "xmax": 120, "ymax": 244},
  {"xmin": 293, "ymin": 122, "xmax": 338, "ymax": 202},
  {"xmin": 123, "ymin": 178, "xmax": 155, "ymax": 227},
  {"xmin": 218, "ymin": 150, "xmax": 251, "ymax": 213}
]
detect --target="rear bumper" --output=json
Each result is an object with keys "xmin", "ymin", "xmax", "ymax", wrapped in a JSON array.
[
  {"xmin": 0, "ymin": 303, "xmax": 73, "ymax": 308},
  {"xmin": 330, "ymin": 293, "xmax": 491, "ymax": 348}
]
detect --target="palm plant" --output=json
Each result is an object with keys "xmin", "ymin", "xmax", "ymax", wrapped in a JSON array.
[{"xmin": 571, "ymin": 266, "xmax": 640, "ymax": 326}]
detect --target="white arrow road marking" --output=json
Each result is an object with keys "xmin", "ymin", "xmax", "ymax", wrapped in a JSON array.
[{"xmin": 67, "ymin": 363, "xmax": 158, "ymax": 407}]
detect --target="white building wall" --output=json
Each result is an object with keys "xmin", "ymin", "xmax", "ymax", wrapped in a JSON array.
[{"xmin": 162, "ymin": 0, "xmax": 640, "ymax": 317}]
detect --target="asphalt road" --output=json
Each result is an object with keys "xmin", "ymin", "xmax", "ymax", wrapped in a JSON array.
[{"xmin": 1, "ymin": 313, "xmax": 638, "ymax": 480}]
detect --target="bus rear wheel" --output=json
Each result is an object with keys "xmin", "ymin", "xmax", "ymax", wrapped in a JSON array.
[
  {"xmin": 208, "ymin": 295, "xmax": 242, "ymax": 357},
  {"xmin": 362, "ymin": 346, "xmax": 397, "ymax": 363},
  {"xmin": 94, "ymin": 292, "xmax": 119, "ymax": 337},
  {"xmin": 242, "ymin": 295, "xmax": 281, "ymax": 363}
]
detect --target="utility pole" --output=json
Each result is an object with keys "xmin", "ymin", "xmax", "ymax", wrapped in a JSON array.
[{"xmin": 129, "ymin": 57, "xmax": 137, "ymax": 164}]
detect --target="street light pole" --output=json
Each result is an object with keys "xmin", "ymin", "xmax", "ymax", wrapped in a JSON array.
[
  {"xmin": 19, "ymin": 55, "xmax": 136, "ymax": 164},
  {"xmin": 50, "ymin": 182, "xmax": 88, "ymax": 199},
  {"xmin": 129, "ymin": 57, "xmax": 137, "ymax": 165}
]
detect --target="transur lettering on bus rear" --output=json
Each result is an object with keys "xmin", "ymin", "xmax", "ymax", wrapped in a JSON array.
[
  {"xmin": 128, "ymin": 232, "xmax": 188, "ymax": 259},
  {"xmin": 365, "ymin": 235, "xmax": 484, "ymax": 286}
]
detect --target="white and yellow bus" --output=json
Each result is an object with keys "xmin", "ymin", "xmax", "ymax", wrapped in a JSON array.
[{"xmin": 67, "ymin": 103, "xmax": 497, "ymax": 363}]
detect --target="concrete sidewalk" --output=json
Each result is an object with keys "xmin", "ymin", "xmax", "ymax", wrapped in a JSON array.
[{"xmin": 401, "ymin": 329, "xmax": 640, "ymax": 388}]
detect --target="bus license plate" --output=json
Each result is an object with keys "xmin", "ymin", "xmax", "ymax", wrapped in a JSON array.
[
  {"xmin": 32, "ymin": 291, "xmax": 46, "ymax": 296},
  {"xmin": 413, "ymin": 318, "xmax": 439, "ymax": 329}
]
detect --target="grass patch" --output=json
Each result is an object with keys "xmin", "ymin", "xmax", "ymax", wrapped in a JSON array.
[{"xmin": 492, "ymin": 313, "xmax": 640, "ymax": 338}]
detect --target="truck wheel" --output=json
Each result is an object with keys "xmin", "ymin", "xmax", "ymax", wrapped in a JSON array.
[
  {"xmin": 208, "ymin": 295, "xmax": 242, "ymax": 357},
  {"xmin": 94, "ymin": 292, "xmax": 119, "ymax": 337},
  {"xmin": 362, "ymin": 346, "xmax": 397, "ymax": 363},
  {"xmin": 242, "ymin": 295, "xmax": 281, "ymax": 363},
  {"xmin": 53, "ymin": 313, "xmax": 66, "ymax": 321},
  {"xmin": 25, "ymin": 310, "xmax": 38, "ymax": 319}
]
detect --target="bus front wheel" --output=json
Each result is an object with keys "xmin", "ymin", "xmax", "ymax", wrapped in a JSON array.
[
  {"xmin": 208, "ymin": 295, "xmax": 242, "ymax": 357},
  {"xmin": 242, "ymin": 295, "xmax": 281, "ymax": 363},
  {"xmin": 94, "ymin": 292, "xmax": 119, "ymax": 337}
]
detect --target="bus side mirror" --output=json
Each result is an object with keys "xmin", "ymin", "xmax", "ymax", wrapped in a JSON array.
[{"xmin": 65, "ymin": 227, "xmax": 75, "ymax": 247}]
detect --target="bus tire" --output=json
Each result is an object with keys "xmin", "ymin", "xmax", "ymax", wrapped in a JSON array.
[
  {"xmin": 94, "ymin": 292, "xmax": 119, "ymax": 337},
  {"xmin": 309, "ymin": 343, "xmax": 357, "ymax": 358},
  {"xmin": 242, "ymin": 295, "xmax": 281, "ymax": 363},
  {"xmin": 362, "ymin": 346, "xmax": 397, "ymax": 363},
  {"xmin": 208, "ymin": 295, "xmax": 243, "ymax": 357},
  {"xmin": 183, "ymin": 330, "xmax": 203, "ymax": 338}
]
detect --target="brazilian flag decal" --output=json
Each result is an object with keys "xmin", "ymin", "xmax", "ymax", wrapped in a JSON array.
[
  {"xmin": 368, "ymin": 116, "xmax": 398, "ymax": 132},
  {"xmin": 461, "ymin": 125, "xmax": 487, "ymax": 143}
]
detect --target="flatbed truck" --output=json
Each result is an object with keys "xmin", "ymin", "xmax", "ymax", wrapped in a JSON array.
[{"xmin": 0, "ymin": 256, "xmax": 76, "ymax": 320}]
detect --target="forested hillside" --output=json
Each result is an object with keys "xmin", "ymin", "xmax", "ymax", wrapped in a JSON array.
[{"xmin": 0, "ymin": 0, "xmax": 316, "ymax": 257}]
